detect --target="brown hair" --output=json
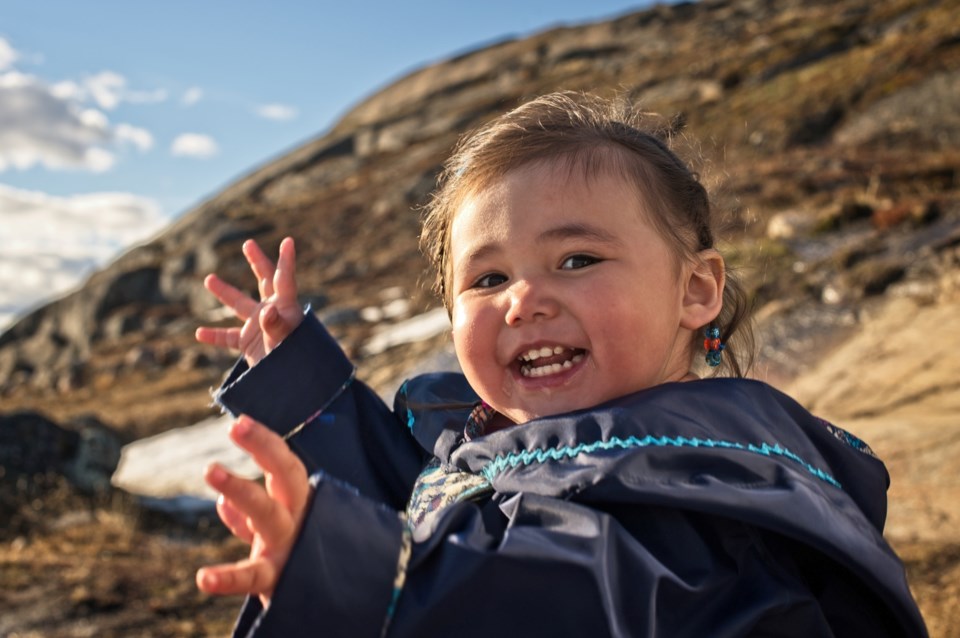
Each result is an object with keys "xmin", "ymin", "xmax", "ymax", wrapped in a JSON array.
[{"xmin": 420, "ymin": 91, "xmax": 754, "ymax": 377}]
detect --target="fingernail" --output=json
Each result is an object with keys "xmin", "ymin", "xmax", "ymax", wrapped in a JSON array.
[
  {"xmin": 202, "ymin": 570, "xmax": 218, "ymax": 589},
  {"xmin": 234, "ymin": 416, "xmax": 253, "ymax": 437},
  {"xmin": 207, "ymin": 464, "xmax": 227, "ymax": 483}
]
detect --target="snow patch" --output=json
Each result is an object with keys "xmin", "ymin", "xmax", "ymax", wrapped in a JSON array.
[{"xmin": 111, "ymin": 413, "xmax": 260, "ymax": 501}]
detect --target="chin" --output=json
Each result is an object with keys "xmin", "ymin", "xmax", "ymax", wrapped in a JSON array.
[{"xmin": 505, "ymin": 402, "xmax": 582, "ymax": 425}]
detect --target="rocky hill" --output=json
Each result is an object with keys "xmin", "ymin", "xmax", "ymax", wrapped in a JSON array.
[{"xmin": 2, "ymin": 0, "xmax": 959, "ymax": 634}]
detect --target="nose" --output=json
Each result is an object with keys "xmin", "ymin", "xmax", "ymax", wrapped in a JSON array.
[{"xmin": 504, "ymin": 278, "xmax": 559, "ymax": 326}]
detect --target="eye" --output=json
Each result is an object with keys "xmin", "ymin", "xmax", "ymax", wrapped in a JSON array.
[
  {"xmin": 472, "ymin": 272, "xmax": 508, "ymax": 289},
  {"xmin": 560, "ymin": 254, "xmax": 601, "ymax": 270}
]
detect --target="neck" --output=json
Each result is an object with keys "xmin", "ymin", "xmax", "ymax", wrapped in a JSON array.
[{"xmin": 485, "ymin": 411, "xmax": 517, "ymax": 434}]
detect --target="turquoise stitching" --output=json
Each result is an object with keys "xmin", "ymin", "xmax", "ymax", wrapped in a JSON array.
[{"xmin": 479, "ymin": 434, "xmax": 841, "ymax": 489}]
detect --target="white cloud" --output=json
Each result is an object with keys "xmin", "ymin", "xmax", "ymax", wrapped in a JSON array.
[
  {"xmin": 181, "ymin": 86, "xmax": 203, "ymax": 106},
  {"xmin": 114, "ymin": 123, "xmax": 154, "ymax": 152},
  {"xmin": 255, "ymin": 103, "xmax": 298, "ymax": 121},
  {"xmin": 0, "ymin": 183, "xmax": 168, "ymax": 329},
  {"xmin": 84, "ymin": 70, "xmax": 126, "ymax": 110},
  {"xmin": 77, "ymin": 71, "xmax": 166, "ymax": 110},
  {"xmin": 83, "ymin": 147, "xmax": 116, "ymax": 172},
  {"xmin": 44, "ymin": 71, "xmax": 167, "ymax": 111},
  {"xmin": 49, "ymin": 79, "xmax": 82, "ymax": 100},
  {"xmin": 0, "ymin": 69, "xmax": 163, "ymax": 172},
  {"xmin": 170, "ymin": 133, "xmax": 218, "ymax": 158},
  {"xmin": 0, "ymin": 71, "xmax": 116, "ymax": 172},
  {"xmin": 0, "ymin": 38, "xmax": 18, "ymax": 71},
  {"xmin": 124, "ymin": 87, "xmax": 167, "ymax": 105},
  {"xmin": 78, "ymin": 107, "xmax": 109, "ymax": 130}
]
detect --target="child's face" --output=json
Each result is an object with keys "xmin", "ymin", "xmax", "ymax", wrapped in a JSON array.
[{"xmin": 448, "ymin": 162, "xmax": 715, "ymax": 426}]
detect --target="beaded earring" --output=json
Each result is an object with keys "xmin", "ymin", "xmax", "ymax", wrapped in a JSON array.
[{"xmin": 704, "ymin": 326, "xmax": 725, "ymax": 367}]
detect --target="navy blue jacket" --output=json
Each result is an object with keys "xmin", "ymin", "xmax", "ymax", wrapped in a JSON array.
[{"xmin": 215, "ymin": 313, "xmax": 927, "ymax": 637}]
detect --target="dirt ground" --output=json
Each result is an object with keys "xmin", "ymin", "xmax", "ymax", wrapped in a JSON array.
[{"xmin": 0, "ymin": 506, "xmax": 243, "ymax": 637}]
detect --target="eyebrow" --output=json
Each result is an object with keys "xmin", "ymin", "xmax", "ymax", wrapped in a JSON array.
[
  {"xmin": 458, "ymin": 222, "xmax": 623, "ymax": 269},
  {"xmin": 537, "ymin": 222, "xmax": 623, "ymax": 246}
]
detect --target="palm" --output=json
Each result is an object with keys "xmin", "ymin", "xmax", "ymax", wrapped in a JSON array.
[
  {"xmin": 237, "ymin": 310, "xmax": 270, "ymax": 363},
  {"xmin": 235, "ymin": 290, "xmax": 301, "ymax": 363}
]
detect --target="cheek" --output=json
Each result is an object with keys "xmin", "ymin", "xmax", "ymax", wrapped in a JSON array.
[
  {"xmin": 450, "ymin": 303, "xmax": 479, "ymax": 364},
  {"xmin": 450, "ymin": 303, "xmax": 471, "ymax": 346},
  {"xmin": 451, "ymin": 301, "xmax": 498, "ymax": 375}
]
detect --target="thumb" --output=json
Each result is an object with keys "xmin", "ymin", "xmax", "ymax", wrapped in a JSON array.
[{"xmin": 260, "ymin": 303, "xmax": 286, "ymax": 352}]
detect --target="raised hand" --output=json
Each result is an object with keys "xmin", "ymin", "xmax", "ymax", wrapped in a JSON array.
[
  {"xmin": 196, "ymin": 237, "xmax": 304, "ymax": 366},
  {"xmin": 196, "ymin": 415, "xmax": 309, "ymax": 605}
]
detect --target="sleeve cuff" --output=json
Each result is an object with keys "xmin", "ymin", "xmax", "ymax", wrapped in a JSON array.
[{"xmin": 213, "ymin": 311, "xmax": 355, "ymax": 436}]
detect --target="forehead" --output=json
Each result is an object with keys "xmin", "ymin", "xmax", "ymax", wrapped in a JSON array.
[
  {"xmin": 448, "ymin": 162, "xmax": 651, "ymax": 261},
  {"xmin": 452, "ymin": 160, "xmax": 642, "ymax": 227}
]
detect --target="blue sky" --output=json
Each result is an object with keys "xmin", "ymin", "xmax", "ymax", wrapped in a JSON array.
[{"xmin": 0, "ymin": 1, "xmax": 654, "ymax": 330}]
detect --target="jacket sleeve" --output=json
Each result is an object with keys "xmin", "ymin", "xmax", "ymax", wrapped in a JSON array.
[
  {"xmin": 213, "ymin": 311, "xmax": 425, "ymax": 508},
  {"xmin": 231, "ymin": 481, "xmax": 909, "ymax": 638},
  {"xmin": 232, "ymin": 473, "xmax": 405, "ymax": 638}
]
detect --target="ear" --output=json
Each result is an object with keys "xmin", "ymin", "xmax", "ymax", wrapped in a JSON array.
[{"xmin": 680, "ymin": 249, "xmax": 725, "ymax": 330}]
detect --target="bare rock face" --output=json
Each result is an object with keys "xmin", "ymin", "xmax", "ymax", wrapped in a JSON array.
[
  {"xmin": 0, "ymin": 411, "xmax": 122, "ymax": 538},
  {"xmin": 1, "ymin": 0, "xmax": 957, "ymax": 413},
  {"xmin": 786, "ymin": 270, "xmax": 960, "ymax": 546},
  {"xmin": 0, "ymin": 412, "xmax": 121, "ymax": 493},
  {"xmin": 835, "ymin": 70, "xmax": 960, "ymax": 150}
]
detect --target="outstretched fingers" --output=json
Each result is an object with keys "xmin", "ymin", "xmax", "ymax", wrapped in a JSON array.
[
  {"xmin": 196, "ymin": 558, "xmax": 278, "ymax": 597},
  {"xmin": 198, "ymin": 416, "xmax": 310, "ymax": 602},
  {"xmin": 243, "ymin": 240, "xmax": 276, "ymax": 299},
  {"xmin": 273, "ymin": 237, "xmax": 297, "ymax": 304},
  {"xmin": 204, "ymin": 462, "xmax": 296, "ymax": 550},
  {"xmin": 229, "ymin": 416, "xmax": 309, "ymax": 514},
  {"xmin": 216, "ymin": 493, "xmax": 254, "ymax": 544},
  {"xmin": 203, "ymin": 274, "xmax": 260, "ymax": 321},
  {"xmin": 260, "ymin": 238, "xmax": 302, "ymax": 352},
  {"xmin": 195, "ymin": 325, "xmax": 243, "ymax": 351}
]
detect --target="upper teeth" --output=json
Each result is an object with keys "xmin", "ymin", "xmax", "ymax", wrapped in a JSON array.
[
  {"xmin": 520, "ymin": 346, "xmax": 569, "ymax": 362},
  {"xmin": 520, "ymin": 352, "xmax": 585, "ymax": 377}
]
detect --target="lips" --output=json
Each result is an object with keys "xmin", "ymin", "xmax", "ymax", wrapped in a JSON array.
[{"xmin": 515, "ymin": 345, "xmax": 586, "ymax": 378}]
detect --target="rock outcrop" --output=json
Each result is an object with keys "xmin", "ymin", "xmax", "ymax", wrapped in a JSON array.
[
  {"xmin": 1, "ymin": 0, "xmax": 957, "ymax": 434},
  {"xmin": 1, "ymin": 0, "xmax": 959, "ymax": 632},
  {"xmin": 0, "ymin": 411, "xmax": 121, "ymax": 538}
]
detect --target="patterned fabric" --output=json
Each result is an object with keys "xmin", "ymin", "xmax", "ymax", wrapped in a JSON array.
[
  {"xmin": 464, "ymin": 400, "xmax": 496, "ymax": 441},
  {"xmin": 405, "ymin": 458, "xmax": 493, "ymax": 536},
  {"xmin": 816, "ymin": 417, "xmax": 878, "ymax": 458},
  {"xmin": 383, "ymin": 404, "xmax": 495, "ymax": 636}
]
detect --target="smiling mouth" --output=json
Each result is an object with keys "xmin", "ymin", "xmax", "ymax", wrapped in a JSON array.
[{"xmin": 517, "ymin": 346, "xmax": 586, "ymax": 378}]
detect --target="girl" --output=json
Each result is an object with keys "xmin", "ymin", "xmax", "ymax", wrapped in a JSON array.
[{"xmin": 195, "ymin": 93, "xmax": 927, "ymax": 637}]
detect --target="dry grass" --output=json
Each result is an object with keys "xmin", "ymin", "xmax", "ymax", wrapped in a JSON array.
[{"xmin": 0, "ymin": 506, "xmax": 243, "ymax": 638}]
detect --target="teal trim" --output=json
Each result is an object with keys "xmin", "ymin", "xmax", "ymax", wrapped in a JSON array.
[
  {"xmin": 479, "ymin": 434, "xmax": 842, "ymax": 489},
  {"xmin": 456, "ymin": 481, "xmax": 494, "ymax": 501},
  {"xmin": 399, "ymin": 381, "xmax": 415, "ymax": 432},
  {"xmin": 282, "ymin": 369, "xmax": 356, "ymax": 441}
]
